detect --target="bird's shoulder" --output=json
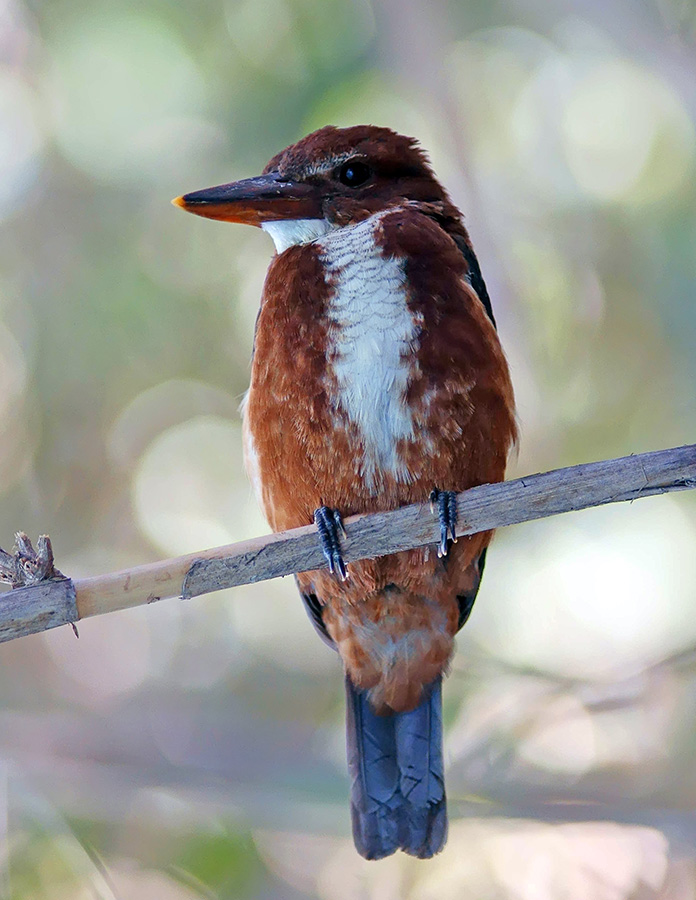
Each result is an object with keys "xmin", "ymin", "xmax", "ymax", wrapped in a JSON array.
[
  {"xmin": 377, "ymin": 203, "xmax": 468, "ymax": 264},
  {"xmin": 374, "ymin": 203, "xmax": 496, "ymax": 327}
]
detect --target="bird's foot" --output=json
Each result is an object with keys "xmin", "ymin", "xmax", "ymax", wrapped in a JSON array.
[
  {"xmin": 314, "ymin": 506, "xmax": 348, "ymax": 581},
  {"xmin": 0, "ymin": 533, "xmax": 64, "ymax": 588},
  {"xmin": 429, "ymin": 490, "xmax": 458, "ymax": 558}
]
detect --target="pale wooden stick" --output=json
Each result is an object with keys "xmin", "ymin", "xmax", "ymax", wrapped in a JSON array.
[{"xmin": 0, "ymin": 444, "xmax": 694, "ymax": 644}]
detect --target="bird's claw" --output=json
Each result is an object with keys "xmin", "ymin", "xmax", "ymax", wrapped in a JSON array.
[
  {"xmin": 0, "ymin": 532, "xmax": 64, "ymax": 588},
  {"xmin": 429, "ymin": 490, "xmax": 458, "ymax": 557},
  {"xmin": 314, "ymin": 506, "xmax": 348, "ymax": 581}
]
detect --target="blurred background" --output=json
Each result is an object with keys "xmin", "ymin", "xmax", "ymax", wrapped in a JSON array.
[{"xmin": 1, "ymin": 0, "xmax": 696, "ymax": 896}]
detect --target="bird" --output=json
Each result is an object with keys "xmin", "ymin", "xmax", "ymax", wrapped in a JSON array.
[{"xmin": 173, "ymin": 125, "xmax": 517, "ymax": 860}]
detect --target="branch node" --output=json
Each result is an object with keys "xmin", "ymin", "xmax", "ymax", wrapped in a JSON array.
[{"xmin": 0, "ymin": 533, "xmax": 65, "ymax": 589}]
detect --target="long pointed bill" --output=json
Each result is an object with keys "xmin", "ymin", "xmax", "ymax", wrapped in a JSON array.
[{"xmin": 172, "ymin": 172, "xmax": 323, "ymax": 225}]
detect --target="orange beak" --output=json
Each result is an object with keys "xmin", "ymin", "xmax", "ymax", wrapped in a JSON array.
[{"xmin": 172, "ymin": 172, "xmax": 323, "ymax": 225}]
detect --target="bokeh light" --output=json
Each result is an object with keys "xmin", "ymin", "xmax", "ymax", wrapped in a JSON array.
[
  {"xmin": 0, "ymin": 69, "xmax": 44, "ymax": 221},
  {"xmin": 472, "ymin": 499, "xmax": 696, "ymax": 680},
  {"xmin": 47, "ymin": 10, "xmax": 207, "ymax": 184}
]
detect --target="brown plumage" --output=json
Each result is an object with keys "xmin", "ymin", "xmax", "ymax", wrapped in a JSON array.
[{"xmin": 175, "ymin": 125, "xmax": 516, "ymax": 860}]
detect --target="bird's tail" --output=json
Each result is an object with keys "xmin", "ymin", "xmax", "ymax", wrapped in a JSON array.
[{"xmin": 345, "ymin": 676, "xmax": 447, "ymax": 860}]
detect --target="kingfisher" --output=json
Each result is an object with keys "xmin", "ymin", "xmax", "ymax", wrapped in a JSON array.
[{"xmin": 174, "ymin": 125, "xmax": 517, "ymax": 859}]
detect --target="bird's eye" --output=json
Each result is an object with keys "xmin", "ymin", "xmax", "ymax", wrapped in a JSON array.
[{"xmin": 337, "ymin": 161, "xmax": 372, "ymax": 187}]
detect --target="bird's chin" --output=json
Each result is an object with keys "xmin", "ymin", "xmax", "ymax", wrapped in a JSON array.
[{"xmin": 260, "ymin": 218, "xmax": 332, "ymax": 253}]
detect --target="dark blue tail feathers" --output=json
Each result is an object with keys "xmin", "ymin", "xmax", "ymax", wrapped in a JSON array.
[
  {"xmin": 345, "ymin": 677, "xmax": 447, "ymax": 860},
  {"xmin": 394, "ymin": 680, "xmax": 447, "ymax": 856}
]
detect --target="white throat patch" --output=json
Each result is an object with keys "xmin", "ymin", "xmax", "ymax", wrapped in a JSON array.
[
  {"xmin": 261, "ymin": 218, "xmax": 332, "ymax": 253},
  {"xmin": 316, "ymin": 212, "xmax": 419, "ymax": 489}
]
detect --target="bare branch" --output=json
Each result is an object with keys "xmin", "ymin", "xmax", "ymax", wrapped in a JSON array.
[{"xmin": 0, "ymin": 443, "xmax": 694, "ymax": 645}]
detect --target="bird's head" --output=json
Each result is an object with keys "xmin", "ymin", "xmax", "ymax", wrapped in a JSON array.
[{"xmin": 173, "ymin": 125, "xmax": 462, "ymax": 253}]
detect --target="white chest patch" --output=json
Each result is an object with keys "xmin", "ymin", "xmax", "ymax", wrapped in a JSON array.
[{"xmin": 317, "ymin": 213, "xmax": 418, "ymax": 488}]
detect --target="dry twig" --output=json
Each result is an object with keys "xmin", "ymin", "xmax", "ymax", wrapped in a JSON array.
[{"xmin": 0, "ymin": 444, "xmax": 694, "ymax": 644}]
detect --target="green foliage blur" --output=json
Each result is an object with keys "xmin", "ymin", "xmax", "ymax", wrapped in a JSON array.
[{"xmin": 1, "ymin": 0, "xmax": 696, "ymax": 896}]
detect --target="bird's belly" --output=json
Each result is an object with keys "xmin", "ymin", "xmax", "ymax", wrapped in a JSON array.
[{"xmin": 302, "ymin": 537, "xmax": 487, "ymax": 713}]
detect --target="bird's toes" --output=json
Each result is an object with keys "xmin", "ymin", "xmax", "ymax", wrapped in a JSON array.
[
  {"xmin": 314, "ymin": 506, "xmax": 348, "ymax": 581},
  {"xmin": 429, "ymin": 489, "xmax": 458, "ymax": 558}
]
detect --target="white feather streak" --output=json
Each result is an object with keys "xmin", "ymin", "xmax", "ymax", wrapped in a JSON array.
[{"xmin": 317, "ymin": 213, "xmax": 418, "ymax": 488}]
